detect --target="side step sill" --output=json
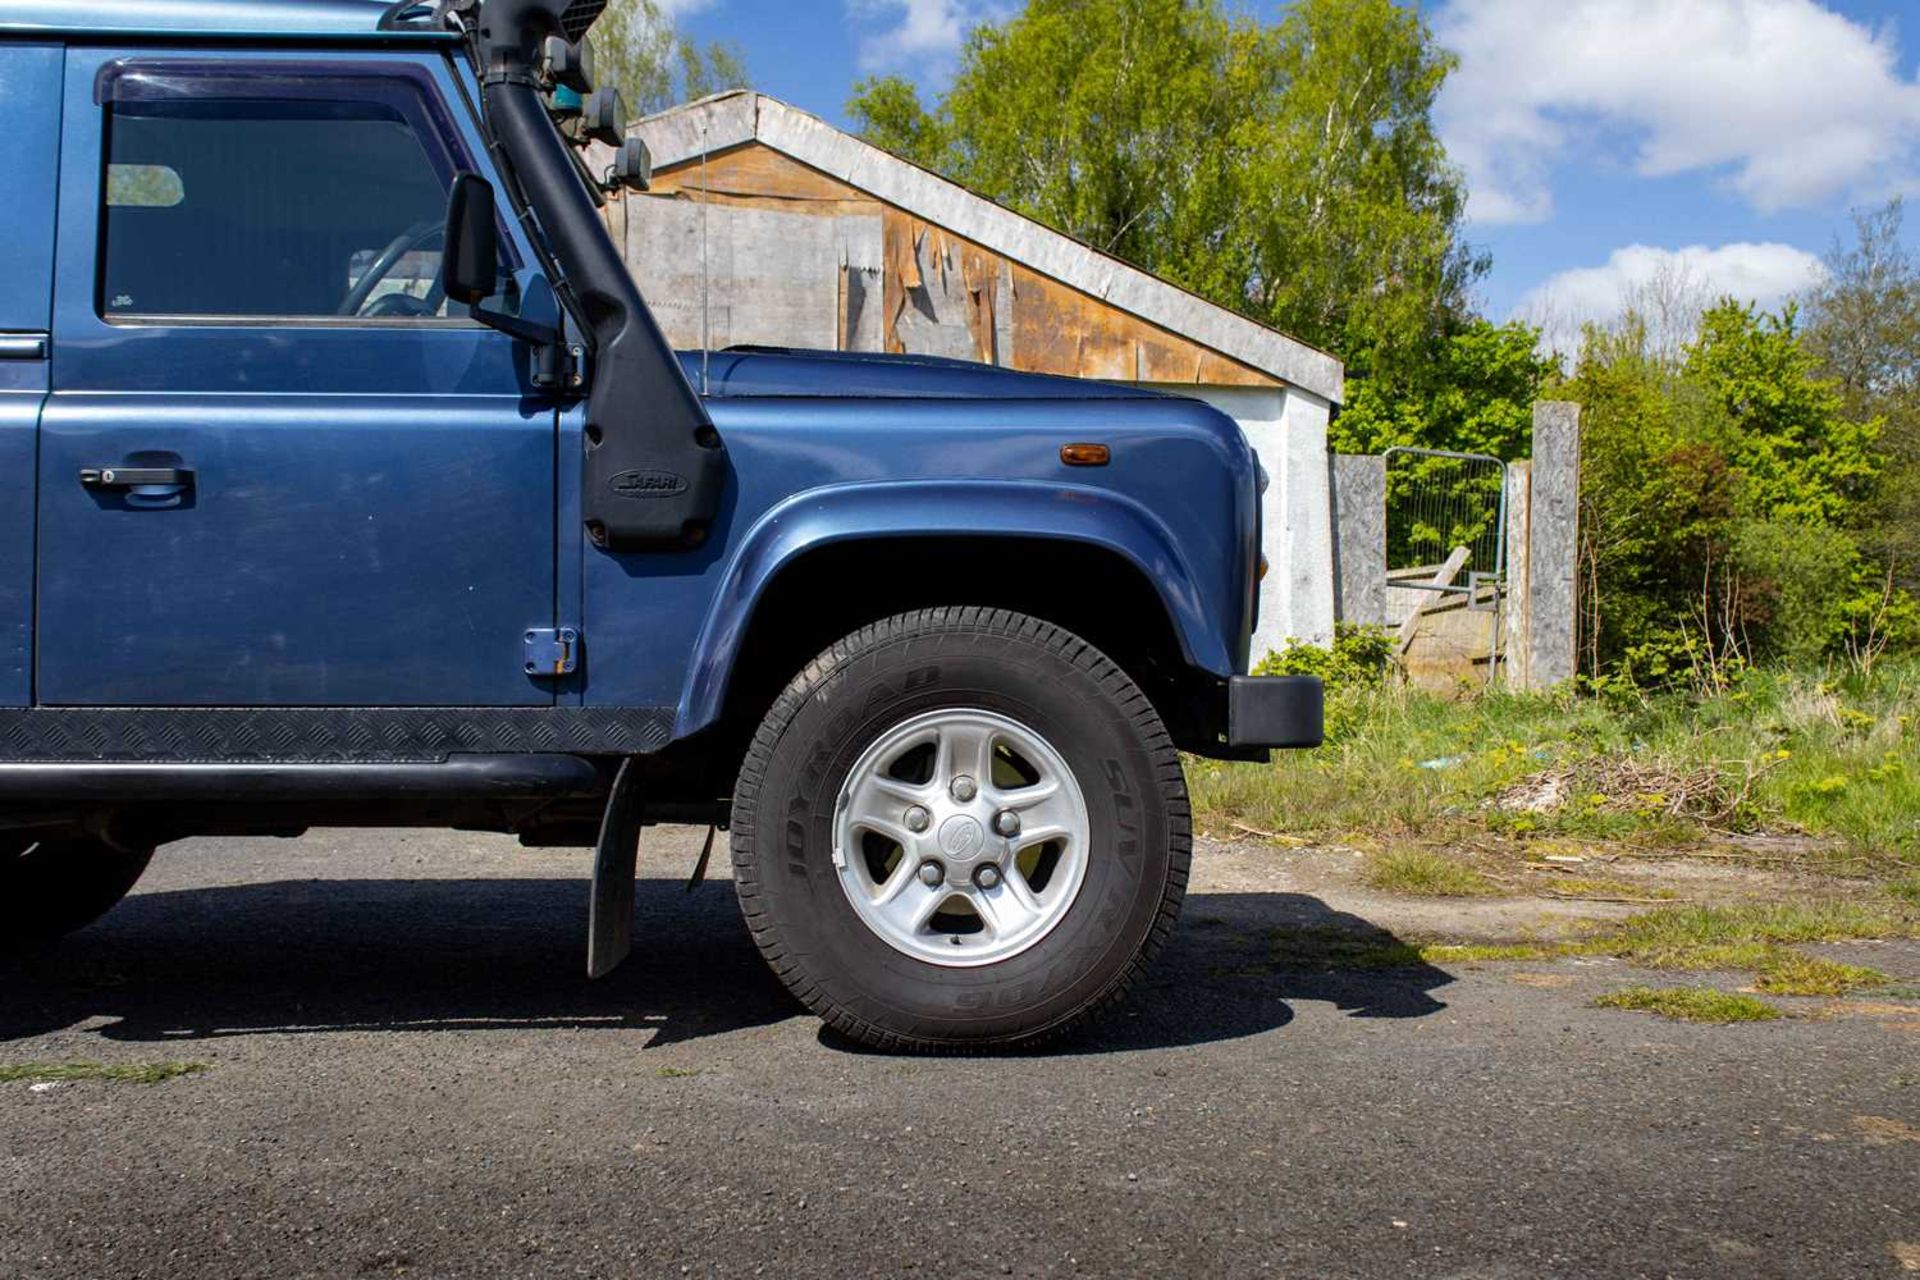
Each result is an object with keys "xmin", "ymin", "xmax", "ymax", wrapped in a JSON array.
[{"xmin": 0, "ymin": 755, "xmax": 608, "ymax": 802}]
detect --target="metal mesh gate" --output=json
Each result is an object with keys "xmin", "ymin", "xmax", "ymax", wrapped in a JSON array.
[{"xmin": 1383, "ymin": 447, "xmax": 1510, "ymax": 680}]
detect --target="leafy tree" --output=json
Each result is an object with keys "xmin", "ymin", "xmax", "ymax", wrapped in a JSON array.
[
  {"xmin": 592, "ymin": 0, "xmax": 747, "ymax": 117},
  {"xmin": 845, "ymin": 74, "xmax": 948, "ymax": 170},
  {"xmin": 1804, "ymin": 200, "xmax": 1920, "ymax": 591},
  {"xmin": 1568, "ymin": 300, "xmax": 1901, "ymax": 677},
  {"xmin": 1330, "ymin": 318, "xmax": 1551, "ymax": 460},
  {"xmin": 847, "ymin": 0, "xmax": 1483, "ymax": 390},
  {"xmin": 1686, "ymin": 303, "xmax": 1880, "ymax": 526}
]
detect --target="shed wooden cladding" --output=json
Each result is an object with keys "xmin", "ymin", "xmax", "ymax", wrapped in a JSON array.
[{"xmin": 620, "ymin": 141, "xmax": 1281, "ymax": 389}]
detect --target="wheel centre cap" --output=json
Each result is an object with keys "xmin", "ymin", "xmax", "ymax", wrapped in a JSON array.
[{"xmin": 936, "ymin": 813, "xmax": 987, "ymax": 862}]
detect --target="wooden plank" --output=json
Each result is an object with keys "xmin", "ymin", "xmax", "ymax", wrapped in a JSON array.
[
  {"xmin": 961, "ymin": 242, "xmax": 998, "ymax": 365},
  {"xmin": 651, "ymin": 144, "xmax": 873, "ymax": 206},
  {"xmin": 1008, "ymin": 261, "xmax": 1278, "ymax": 387},
  {"xmin": 635, "ymin": 140, "xmax": 1286, "ymax": 387},
  {"xmin": 1397, "ymin": 546, "xmax": 1472, "ymax": 655}
]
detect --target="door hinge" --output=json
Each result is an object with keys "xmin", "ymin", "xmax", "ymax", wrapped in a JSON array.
[
  {"xmin": 531, "ymin": 342, "xmax": 586, "ymax": 393},
  {"xmin": 524, "ymin": 626, "xmax": 580, "ymax": 677}
]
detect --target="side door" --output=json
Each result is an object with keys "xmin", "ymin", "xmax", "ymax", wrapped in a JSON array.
[
  {"xmin": 36, "ymin": 49, "xmax": 557, "ymax": 707},
  {"xmin": 0, "ymin": 42, "xmax": 62, "ymax": 708}
]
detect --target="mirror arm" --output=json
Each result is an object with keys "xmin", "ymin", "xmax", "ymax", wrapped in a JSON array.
[
  {"xmin": 468, "ymin": 303, "xmax": 577, "ymax": 392},
  {"xmin": 468, "ymin": 302, "xmax": 558, "ymax": 347}
]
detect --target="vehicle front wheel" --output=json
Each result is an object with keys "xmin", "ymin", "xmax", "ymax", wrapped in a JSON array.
[
  {"xmin": 729, "ymin": 607, "xmax": 1190, "ymax": 1052},
  {"xmin": 0, "ymin": 837, "xmax": 154, "ymax": 951}
]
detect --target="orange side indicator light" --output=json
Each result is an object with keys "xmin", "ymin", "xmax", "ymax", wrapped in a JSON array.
[{"xmin": 1060, "ymin": 443, "xmax": 1111, "ymax": 467}]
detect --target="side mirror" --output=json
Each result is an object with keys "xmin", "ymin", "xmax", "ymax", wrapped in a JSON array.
[{"xmin": 442, "ymin": 172, "xmax": 499, "ymax": 306}]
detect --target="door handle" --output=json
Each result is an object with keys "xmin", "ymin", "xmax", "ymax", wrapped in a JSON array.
[{"xmin": 80, "ymin": 466, "xmax": 195, "ymax": 490}]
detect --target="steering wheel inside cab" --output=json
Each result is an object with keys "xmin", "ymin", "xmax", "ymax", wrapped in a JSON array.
[{"xmin": 338, "ymin": 219, "xmax": 447, "ymax": 319}]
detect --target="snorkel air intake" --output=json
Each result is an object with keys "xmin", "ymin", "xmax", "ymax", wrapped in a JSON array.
[{"xmin": 468, "ymin": 0, "xmax": 727, "ymax": 552}]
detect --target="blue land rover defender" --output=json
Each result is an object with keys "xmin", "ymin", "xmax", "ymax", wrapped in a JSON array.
[{"xmin": 0, "ymin": 0, "xmax": 1321, "ymax": 1050}]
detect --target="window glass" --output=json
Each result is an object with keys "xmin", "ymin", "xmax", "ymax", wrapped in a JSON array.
[{"xmin": 97, "ymin": 65, "xmax": 514, "ymax": 321}]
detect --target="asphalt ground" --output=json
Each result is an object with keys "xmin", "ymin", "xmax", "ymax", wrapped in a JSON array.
[{"xmin": 2, "ymin": 828, "xmax": 1916, "ymax": 1279}]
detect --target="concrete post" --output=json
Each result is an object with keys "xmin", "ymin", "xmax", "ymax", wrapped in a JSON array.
[
  {"xmin": 1524, "ymin": 402, "xmax": 1581, "ymax": 689},
  {"xmin": 1331, "ymin": 454, "xmax": 1387, "ymax": 626},
  {"xmin": 1502, "ymin": 461, "xmax": 1532, "ymax": 689}
]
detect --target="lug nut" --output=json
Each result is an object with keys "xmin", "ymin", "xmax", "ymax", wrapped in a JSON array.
[
  {"xmin": 993, "ymin": 810, "xmax": 1021, "ymax": 837},
  {"xmin": 951, "ymin": 775, "xmax": 978, "ymax": 803},
  {"xmin": 974, "ymin": 864, "xmax": 1002, "ymax": 889},
  {"xmin": 904, "ymin": 805, "xmax": 931, "ymax": 833},
  {"xmin": 918, "ymin": 860, "xmax": 945, "ymax": 887}
]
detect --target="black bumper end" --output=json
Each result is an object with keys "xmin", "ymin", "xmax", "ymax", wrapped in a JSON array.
[{"xmin": 1227, "ymin": 675, "xmax": 1324, "ymax": 751}]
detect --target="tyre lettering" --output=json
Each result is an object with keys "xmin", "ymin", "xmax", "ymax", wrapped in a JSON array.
[
  {"xmin": 784, "ymin": 792, "xmax": 812, "ymax": 877},
  {"xmin": 1101, "ymin": 757, "xmax": 1143, "ymax": 871}
]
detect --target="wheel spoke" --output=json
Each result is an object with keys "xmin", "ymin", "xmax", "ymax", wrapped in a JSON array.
[
  {"xmin": 999, "ymin": 865, "xmax": 1044, "ymax": 915},
  {"xmin": 1012, "ymin": 824, "xmax": 1074, "ymax": 854},
  {"xmin": 989, "ymin": 777, "xmax": 1061, "ymax": 812},
  {"xmin": 867, "ymin": 773, "xmax": 931, "ymax": 805},
  {"xmin": 873, "ymin": 854, "xmax": 920, "ymax": 906},
  {"xmin": 937, "ymin": 721, "xmax": 996, "ymax": 790},
  {"xmin": 970, "ymin": 878, "xmax": 1040, "ymax": 938},
  {"xmin": 844, "ymin": 773, "xmax": 922, "ymax": 848},
  {"xmin": 874, "ymin": 876, "xmax": 947, "ymax": 937}
]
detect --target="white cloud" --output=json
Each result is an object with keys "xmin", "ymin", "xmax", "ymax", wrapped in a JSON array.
[
  {"xmin": 1435, "ymin": 0, "xmax": 1920, "ymax": 224},
  {"xmin": 850, "ymin": 0, "xmax": 991, "ymax": 77},
  {"xmin": 1518, "ymin": 242, "xmax": 1828, "ymax": 356}
]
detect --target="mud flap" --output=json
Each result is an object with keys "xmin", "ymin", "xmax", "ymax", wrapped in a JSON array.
[{"xmin": 587, "ymin": 758, "xmax": 644, "ymax": 979}]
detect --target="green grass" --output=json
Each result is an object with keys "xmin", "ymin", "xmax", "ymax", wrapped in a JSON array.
[
  {"xmin": 0, "ymin": 1061, "xmax": 207, "ymax": 1085},
  {"xmin": 1592, "ymin": 986, "xmax": 1781, "ymax": 1023},
  {"xmin": 1595, "ymin": 901, "xmax": 1916, "ymax": 965},
  {"xmin": 654, "ymin": 1066, "xmax": 702, "ymax": 1079},
  {"xmin": 1241, "ymin": 901, "xmax": 1914, "ymax": 998},
  {"xmin": 1419, "ymin": 942, "xmax": 1556, "ymax": 963},
  {"xmin": 1189, "ymin": 658, "xmax": 1920, "ymax": 869},
  {"xmin": 1364, "ymin": 847, "xmax": 1497, "ymax": 897},
  {"xmin": 1752, "ymin": 951, "xmax": 1889, "ymax": 997}
]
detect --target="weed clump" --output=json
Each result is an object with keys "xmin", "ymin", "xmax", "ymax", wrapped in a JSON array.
[
  {"xmin": 0, "ymin": 1061, "xmax": 207, "ymax": 1085},
  {"xmin": 1592, "ymin": 986, "xmax": 1781, "ymax": 1023},
  {"xmin": 1364, "ymin": 847, "xmax": 1497, "ymax": 897}
]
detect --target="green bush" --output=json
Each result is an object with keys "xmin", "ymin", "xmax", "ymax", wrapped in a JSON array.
[{"xmin": 1255, "ymin": 624, "xmax": 1395, "ymax": 689}]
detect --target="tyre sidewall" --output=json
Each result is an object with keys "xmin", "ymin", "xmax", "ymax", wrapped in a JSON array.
[{"xmin": 1, "ymin": 839, "xmax": 153, "ymax": 947}]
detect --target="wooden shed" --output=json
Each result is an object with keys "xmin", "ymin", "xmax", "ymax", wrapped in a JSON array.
[{"xmin": 609, "ymin": 91, "xmax": 1347, "ymax": 656}]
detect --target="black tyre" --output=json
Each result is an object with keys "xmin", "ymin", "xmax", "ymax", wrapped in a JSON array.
[
  {"xmin": 730, "ymin": 607, "xmax": 1190, "ymax": 1051},
  {"xmin": 0, "ymin": 837, "xmax": 154, "ymax": 951}
]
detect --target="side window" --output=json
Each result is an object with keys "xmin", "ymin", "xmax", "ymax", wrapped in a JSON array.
[{"xmin": 97, "ymin": 63, "xmax": 516, "ymax": 322}]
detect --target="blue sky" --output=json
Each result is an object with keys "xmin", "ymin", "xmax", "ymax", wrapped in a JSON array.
[{"xmin": 670, "ymin": 0, "xmax": 1920, "ymax": 347}]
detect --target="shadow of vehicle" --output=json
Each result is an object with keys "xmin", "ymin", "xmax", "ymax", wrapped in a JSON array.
[
  {"xmin": 822, "ymin": 888, "xmax": 1455, "ymax": 1055},
  {"xmin": 1, "ymin": 878, "xmax": 1449, "ymax": 1053}
]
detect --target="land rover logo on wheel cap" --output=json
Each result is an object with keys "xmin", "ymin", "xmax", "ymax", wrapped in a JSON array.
[
  {"xmin": 608, "ymin": 469, "xmax": 689, "ymax": 499},
  {"xmin": 937, "ymin": 814, "xmax": 986, "ymax": 861}
]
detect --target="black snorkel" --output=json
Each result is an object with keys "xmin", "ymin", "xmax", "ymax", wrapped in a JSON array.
[{"xmin": 457, "ymin": 0, "xmax": 726, "ymax": 552}]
